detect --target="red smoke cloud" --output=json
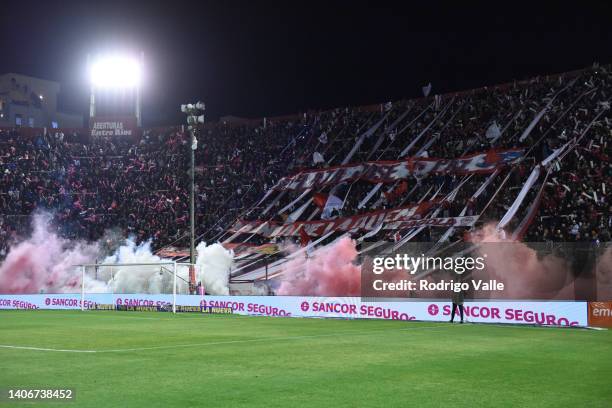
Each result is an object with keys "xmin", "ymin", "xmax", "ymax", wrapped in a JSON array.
[
  {"xmin": 0, "ymin": 214, "xmax": 102, "ymax": 294},
  {"xmin": 596, "ymin": 246, "xmax": 612, "ymax": 300},
  {"xmin": 277, "ymin": 236, "xmax": 361, "ymax": 296},
  {"xmin": 469, "ymin": 223, "xmax": 575, "ymax": 299}
]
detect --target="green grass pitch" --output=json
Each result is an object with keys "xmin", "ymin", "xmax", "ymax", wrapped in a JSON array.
[{"xmin": 0, "ymin": 310, "xmax": 611, "ymax": 407}]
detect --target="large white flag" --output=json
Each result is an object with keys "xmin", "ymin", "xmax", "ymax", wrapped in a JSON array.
[
  {"xmin": 313, "ymin": 151, "xmax": 325, "ymax": 164},
  {"xmin": 322, "ymin": 194, "xmax": 343, "ymax": 219},
  {"xmin": 497, "ymin": 165, "xmax": 541, "ymax": 229},
  {"xmin": 486, "ymin": 122, "xmax": 501, "ymax": 140}
]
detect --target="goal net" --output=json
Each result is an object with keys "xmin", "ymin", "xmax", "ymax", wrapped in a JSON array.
[{"xmin": 76, "ymin": 262, "xmax": 201, "ymax": 313}]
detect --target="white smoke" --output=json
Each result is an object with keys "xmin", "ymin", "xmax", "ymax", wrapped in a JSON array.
[
  {"xmin": 102, "ymin": 239, "xmax": 189, "ymax": 294},
  {"xmin": 101, "ymin": 239, "xmax": 235, "ymax": 296},
  {"xmin": 0, "ymin": 212, "xmax": 235, "ymax": 295},
  {"xmin": 194, "ymin": 242, "xmax": 234, "ymax": 295}
]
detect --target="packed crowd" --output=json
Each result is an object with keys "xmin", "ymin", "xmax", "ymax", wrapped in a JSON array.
[
  {"xmin": 0, "ymin": 110, "xmax": 349, "ymax": 255},
  {"xmin": 0, "ymin": 128, "xmax": 189, "ymax": 256},
  {"xmin": 249, "ymin": 65, "xmax": 610, "ymax": 245},
  {"xmin": 0, "ymin": 65, "xmax": 610, "ymax": 260}
]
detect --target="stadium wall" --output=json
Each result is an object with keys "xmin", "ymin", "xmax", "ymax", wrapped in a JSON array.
[{"xmin": 0, "ymin": 294, "xmax": 588, "ymax": 327}]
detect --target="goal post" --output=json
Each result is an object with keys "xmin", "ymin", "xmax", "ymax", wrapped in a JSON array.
[
  {"xmin": 81, "ymin": 265, "xmax": 86, "ymax": 312},
  {"xmin": 75, "ymin": 261, "xmax": 184, "ymax": 313}
]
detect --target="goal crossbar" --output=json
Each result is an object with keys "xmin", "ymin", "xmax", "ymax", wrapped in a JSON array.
[{"xmin": 74, "ymin": 261, "xmax": 182, "ymax": 313}]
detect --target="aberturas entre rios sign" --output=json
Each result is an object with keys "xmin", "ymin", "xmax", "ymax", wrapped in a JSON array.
[{"xmin": 91, "ymin": 117, "xmax": 137, "ymax": 137}]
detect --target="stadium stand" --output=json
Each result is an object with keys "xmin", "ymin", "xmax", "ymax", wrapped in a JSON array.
[{"xmin": 0, "ymin": 65, "xmax": 610, "ymax": 263}]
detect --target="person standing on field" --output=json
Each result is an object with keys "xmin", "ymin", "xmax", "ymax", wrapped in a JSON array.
[{"xmin": 450, "ymin": 289, "xmax": 464, "ymax": 323}]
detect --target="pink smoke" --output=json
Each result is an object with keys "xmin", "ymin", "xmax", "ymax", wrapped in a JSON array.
[
  {"xmin": 0, "ymin": 214, "xmax": 103, "ymax": 294},
  {"xmin": 276, "ymin": 236, "xmax": 361, "ymax": 296},
  {"xmin": 469, "ymin": 223, "xmax": 575, "ymax": 299},
  {"xmin": 596, "ymin": 246, "xmax": 612, "ymax": 300}
]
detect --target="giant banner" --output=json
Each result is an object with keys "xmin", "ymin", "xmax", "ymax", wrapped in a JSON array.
[
  {"xmin": 0, "ymin": 294, "xmax": 587, "ymax": 327},
  {"xmin": 275, "ymin": 149, "xmax": 524, "ymax": 191},
  {"xmin": 229, "ymin": 204, "xmax": 478, "ymax": 238}
]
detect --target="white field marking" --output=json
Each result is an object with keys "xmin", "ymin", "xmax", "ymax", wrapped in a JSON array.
[
  {"xmin": 0, "ymin": 313, "xmax": 161, "ymax": 320},
  {"xmin": 0, "ymin": 325, "xmax": 445, "ymax": 354},
  {"xmin": 0, "ymin": 311, "xmax": 320, "ymax": 323},
  {"xmin": 0, "ymin": 310, "xmax": 233, "ymax": 320},
  {"xmin": 0, "ymin": 345, "xmax": 96, "ymax": 353},
  {"xmin": 0, "ymin": 310, "xmax": 270, "ymax": 321}
]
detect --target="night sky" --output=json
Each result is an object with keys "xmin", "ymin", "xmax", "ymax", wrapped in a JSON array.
[{"xmin": 1, "ymin": 1, "xmax": 611, "ymax": 126}]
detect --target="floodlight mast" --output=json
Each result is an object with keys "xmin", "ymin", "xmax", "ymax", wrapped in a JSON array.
[
  {"xmin": 136, "ymin": 52, "xmax": 144, "ymax": 127},
  {"xmin": 88, "ymin": 54, "xmax": 96, "ymax": 121},
  {"xmin": 181, "ymin": 102, "xmax": 205, "ymax": 294}
]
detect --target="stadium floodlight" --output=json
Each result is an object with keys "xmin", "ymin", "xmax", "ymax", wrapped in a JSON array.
[
  {"xmin": 187, "ymin": 115, "xmax": 205, "ymax": 125},
  {"xmin": 181, "ymin": 101, "xmax": 205, "ymax": 114},
  {"xmin": 90, "ymin": 55, "xmax": 142, "ymax": 88},
  {"xmin": 88, "ymin": 52, "xmax": 145, "ymax": 127}
]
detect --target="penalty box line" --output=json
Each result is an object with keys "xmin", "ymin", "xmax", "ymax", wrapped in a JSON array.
[{"xmin": 0, "ymin": 324, "xmax": 447, "ymax": 354}]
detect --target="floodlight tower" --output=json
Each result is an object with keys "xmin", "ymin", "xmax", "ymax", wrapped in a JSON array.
[
  {"xmin": 181, "ymin": 102, "xmax": 205, "ymax": 293},
  {"xmin": 88, "ymin": 52, "xmax": 144, "ymax": 126}
]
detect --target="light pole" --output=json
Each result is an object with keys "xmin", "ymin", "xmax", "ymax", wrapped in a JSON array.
[
  {"xmin": 135, "ymin": 52, "xmax": 144, "ymax": 127},
  {"xmin": 190, "ymin": 129, "xmax": 196, "ymax": 268},
  {"xmin": 181, "ymin": 102, "xmax": 205, "ymax": 293}
]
